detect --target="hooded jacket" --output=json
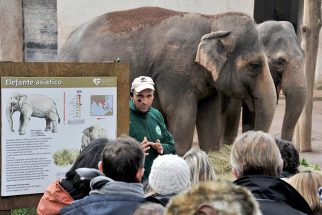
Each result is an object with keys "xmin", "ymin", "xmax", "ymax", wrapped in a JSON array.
[
  {"xmin": 235, "ymin": 175, "xmax": 313, "ymax": 215},
  {"xmin": 37, "ymin": 180, "xmax": 74, "ymax": 215},
  {"xmin": 129, "ymin": 100, "xmax": 176, "ymax": 180},
  {"xmin": 37, "ymin": 168, "xmax": 104, "ymax": 215},
  {"xmin": 60, "ymin": 176, "xmax": 146, "ymax": 215}
]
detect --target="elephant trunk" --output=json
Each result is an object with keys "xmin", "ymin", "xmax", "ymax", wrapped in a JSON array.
[
  {"xmin": 253, "ymin": 60, "xmax": 277, "ymax": 132},
  {"xmin": 6, "ymin": 103, "xmax": 14, "ymax": 132},
  {"xmin": 281, "ymin": 60, "xmax": 307, "ymax": 141}
]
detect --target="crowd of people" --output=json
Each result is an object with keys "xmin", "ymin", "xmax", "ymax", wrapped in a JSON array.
[{"xmin": 37, "ymin": 76, "xmax": 322, "ymax": 215}]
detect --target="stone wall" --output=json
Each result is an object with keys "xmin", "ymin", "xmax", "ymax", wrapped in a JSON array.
[{"xmin": 23, "ymin": 0, "xmax": 57, "ymax": 61}]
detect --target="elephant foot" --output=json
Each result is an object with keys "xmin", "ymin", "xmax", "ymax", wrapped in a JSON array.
[
  {"xmin": 52, "ymin": 129, "xmax": 58, "ymax": 133},
  {"xmin": 19, "ymin": 131, "xmax": 26, "ymax": 135},
  {"xmin": 45, "ymin": 128, "xmax": 51, "ymax": 132}
]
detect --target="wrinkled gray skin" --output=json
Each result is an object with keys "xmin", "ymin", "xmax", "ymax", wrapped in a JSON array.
[
  {"xmin": 6, "ymin": 93, "xmax": 61, "ymax": 135},
  {"xmin": 59, "ymin": 7, "xmax": 276, "ymax": 155},
  {"xmin": 224, "ymin": 21, "xmax": 306, "ymax": 144}
]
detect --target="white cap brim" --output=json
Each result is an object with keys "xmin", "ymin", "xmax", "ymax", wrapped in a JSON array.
[{"xmin": 134, "ymin": 83, "xmax": 155, "ymax": 92}]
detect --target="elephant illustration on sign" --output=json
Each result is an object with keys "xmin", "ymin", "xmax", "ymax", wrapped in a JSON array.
[
  {"xmin": 6, "ymin": 93, "xmax": 61, "ymax": 135},
  {"xmin": 80, "ymin": 125, "xmax": 108, "ymax": 151},
  {"xmin": 223, "ymin": 21, "xmax": 307, "ymax": 144},
  {"xmin": 59, "ymin": 7, "xmax": 276, "ymax": 155}
]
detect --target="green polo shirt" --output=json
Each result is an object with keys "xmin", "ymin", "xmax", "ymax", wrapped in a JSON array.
[{"xmin": 129, "ymin": 100, "xmax": 176, "ymax": 181}]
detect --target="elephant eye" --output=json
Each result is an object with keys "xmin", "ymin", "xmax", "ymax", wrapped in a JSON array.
[
  {"xmin": 248, "ymin": 61, "xmax": 262, "ymax": 75},
  {"xmin": 273, "ymin": 58, "xmax": 286, "ymax": 72}
]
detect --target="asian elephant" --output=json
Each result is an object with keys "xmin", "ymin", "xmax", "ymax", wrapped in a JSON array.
[
  {"xmin": 223, "ymin": 21, "xmax": 307, "ymax": 144},
  {"xmin": 6, "ymin": 93, "xmax": 61, "ymax": 135},
  {"xmin": 58, "ymin": 7, "xmax": 276, "ymax": 155}
]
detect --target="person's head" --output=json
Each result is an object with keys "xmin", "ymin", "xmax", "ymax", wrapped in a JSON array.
[
  {"xmin": 133, "ymin": 202, "xmax": 165, "ymax": 215},
  {"xmin": 148, "ymin": 154, "xmax": 191, "ymax": 195},
  {"xmin": 66, "ymin": 138, "xmax": 109, "ymax": 179},
  {"xmin": 274, "ymin": 137, "xmax": 300, "ymax": 177},
  {"xmin": 165, "ymin": 180, "xmax": 262, "ymax": 215},
  {"xmin": 288, "ymin": 171, "xmax": 322, "ymax": 214},
  {"xmin": 230, "ymin": 130, "xmax": 283, "ymax": 178},
  {"xmin": 183, "ymin": 146, "xmax": 216, "ymax": 184},
  {"xmin": 64, "ymin": 138, "xmax": 109, "ymax": 198},
  {"xmin": 99, "ymin": 136, "xmax": 145, "ymax": 183},
  {"xmin": 131, "ymin": 76, "xmax": 155, "ymax": 113}
]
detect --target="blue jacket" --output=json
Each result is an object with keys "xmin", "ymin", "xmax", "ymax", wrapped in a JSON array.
[{"xmin": 60, "ymin": 176, "xmax": 145, "ymax": 215}]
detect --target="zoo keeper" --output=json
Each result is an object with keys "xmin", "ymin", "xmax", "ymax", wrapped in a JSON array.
[{"xmin": 129, "ymin": 76, "xmax": 176, "ymax": 181}]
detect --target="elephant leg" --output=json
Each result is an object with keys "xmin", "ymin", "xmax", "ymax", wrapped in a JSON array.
[
  {"xmin": 158, "ymin": 90, "xmax": 197, "ymax": 156},
  {"xmin": 167, "ymin": 105, "xmax": 197, "ymax": 155},
  {"xmin": 19, "ymin": 113, "xmax": 24, "ymax": 133},
  {"xmin": 242, "ymin": 102, "xmax": 255, "ymax": 132},
  {"xmin": 45, "ymin": 118, "xmax": 51, "ymax": 131},
  {"xmin": 19, "ymin": 112, "xmax": 32, "ymax": 135},
  {"xmin": 222, "ymin": 98, "xmax": 242, "ymax": 145},
  {"xmin": 196, "ymin": 94, "xmax": 222, "ymax": 151},
  {"xmin": 49, "ymin": 111, "xmax": 58, "ymax": 133}
]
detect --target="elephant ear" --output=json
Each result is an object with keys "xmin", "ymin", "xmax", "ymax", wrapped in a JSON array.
[
  {"xmin": 83, "ymin": 126, "xmax": 94, "ymax": 136},
  {"xmin": 195, "ymin": 31, "xmax": 233, "ymax": 81},
  {"xmin": 18, "ymin": 94, "xmax": 27, "ymax": 108}
]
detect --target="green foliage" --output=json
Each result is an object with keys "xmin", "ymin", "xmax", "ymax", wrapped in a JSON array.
[
  {"xmin": 299, "ymin": 157, "xmax": 321, "ymax": 171},
  {"xmin": 11, "ymin": 208, "xmax": 36, "ymax": 215},
  {"xmin": 53, "ymin": 148, "xmax": 79, "ymax": 166}
]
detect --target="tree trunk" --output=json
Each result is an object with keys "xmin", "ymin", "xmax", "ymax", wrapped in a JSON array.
[{"xmin": 295, "ymin": 0, "xmax": 322, "ymax": 152}]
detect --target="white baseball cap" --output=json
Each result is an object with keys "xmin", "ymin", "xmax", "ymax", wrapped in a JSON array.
[{"xmin": 131, "ymin": 76, "xmax": 155, "ymax": 92}]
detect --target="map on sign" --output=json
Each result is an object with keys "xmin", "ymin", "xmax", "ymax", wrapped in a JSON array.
[{"xmin": 91, "ymin": 95, "xmax": 113, "ymax": 116}]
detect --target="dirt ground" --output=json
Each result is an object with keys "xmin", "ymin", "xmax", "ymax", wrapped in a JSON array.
[{"xmin": 193, "ymin": 90, "xmax": 322, "ymax": 167}]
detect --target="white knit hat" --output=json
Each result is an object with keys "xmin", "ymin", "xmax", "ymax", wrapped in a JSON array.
[{"xmin": 149, "ymin": 154, "xmax": 191, "ymax": 195}]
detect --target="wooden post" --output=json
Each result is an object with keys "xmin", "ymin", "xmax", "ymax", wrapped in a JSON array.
[
  {"xmin": 0, "ymin": 210, "xmax": 11, "ymax": 215},
  {"xmin": 295, "ymin": 0, "xmax": 322, "ymax": 151}
]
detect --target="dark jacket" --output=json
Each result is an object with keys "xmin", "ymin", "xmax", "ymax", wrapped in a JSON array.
[
  {"xmin": 146, "ymin": 193, "xmax": 177, "ymax": 206},
  {"xmin": 129, "ymin": 100, "xmax": 176, "ymax": 180},
  {"xmin": 60, "ymin": 176, "xmax": 145, "ymax": 215},
  {"xmin": 235, "ymin": 175, "xmax": 313, "ymax": 215},
  {"xmin": 37, "ymin": 168, "xmax": 104, "ymax": 215}
]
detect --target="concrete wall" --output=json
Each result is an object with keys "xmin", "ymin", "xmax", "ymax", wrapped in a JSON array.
[
  {"xmin": 1, "ymin": 0, "xmax": 320, "ymax": 85},
  {"xmin": 316, "ymin": 31, "xmax": 322, "ymax": 89},
  {"xmin": 23, "ymin": 0, "xmax": 57, "ymax": 61},
  {"xmin": 0, "ymin": 0, "xmax": 23, "ymax": 61},
  {"xmin": 57, "ymin": 0, "xmax": 254, "ymax": 50},
  {"xmin": 297, "ymin": 0, "xmax": 322, "ymax": 88}
]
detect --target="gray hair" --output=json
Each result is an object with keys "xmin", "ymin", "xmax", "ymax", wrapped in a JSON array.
[{"xmin": 230, "ymin": 131, "xmax": 282, "ymax": 178}]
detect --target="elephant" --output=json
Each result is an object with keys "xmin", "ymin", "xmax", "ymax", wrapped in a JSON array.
[
  {"xmin": 6, "ymin": 92, "xmax": 61, "ymax": 135},
  {"xmin": 223, "ymin": 20, "xmax": 307, "ymax": 144},
  {"xmin": 58, "ymin": 7, "xmax": 277, "ymax": 155},
  {"xmin": 81, "ymin": 125, "xmax": 108, "ymax": 151}
]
